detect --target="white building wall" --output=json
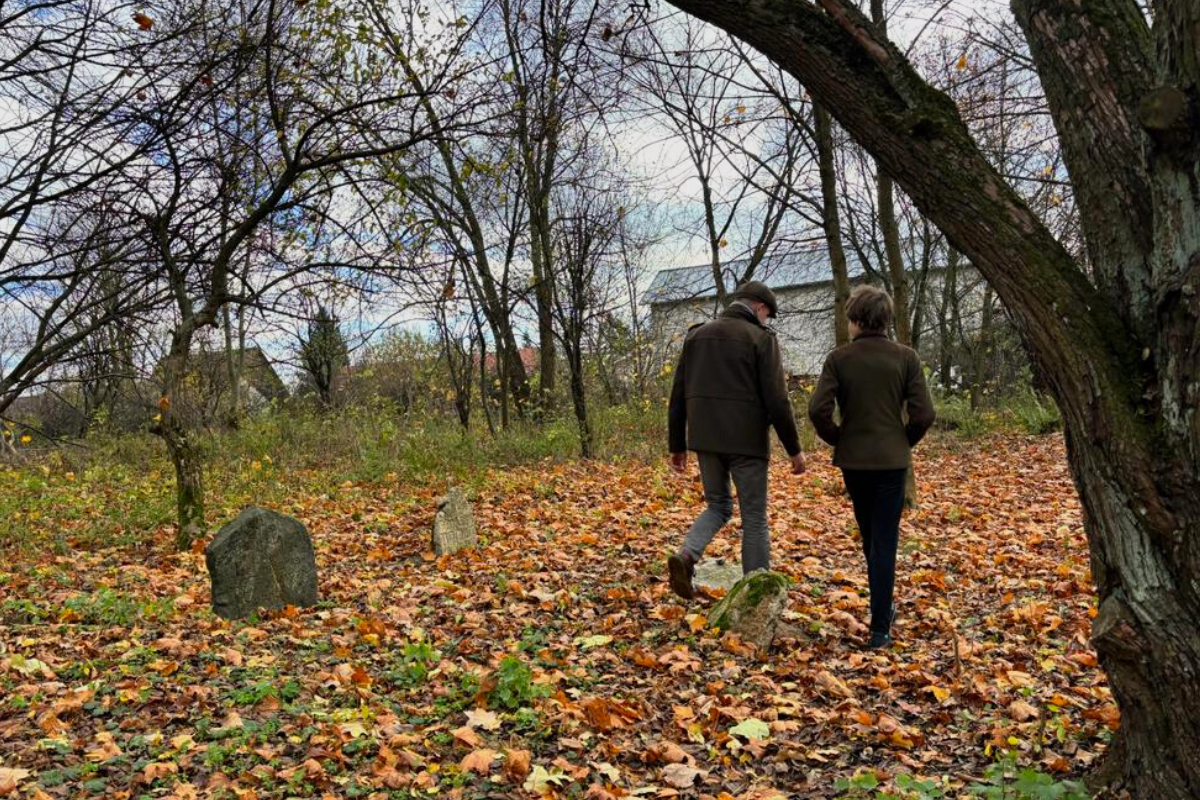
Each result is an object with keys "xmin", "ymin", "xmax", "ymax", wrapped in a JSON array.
[
  {"xmin": 648, "ymin": 282, "xmax": 841, "ymax": 377},
  {"xmin": 648, "ymin": 268, "xmax": 989, "ymax": 378}
]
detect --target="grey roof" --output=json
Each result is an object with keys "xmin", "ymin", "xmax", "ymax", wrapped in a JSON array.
[{"xmin": 645, "ymin": 246, "xmax": 868, "ymax": 305}]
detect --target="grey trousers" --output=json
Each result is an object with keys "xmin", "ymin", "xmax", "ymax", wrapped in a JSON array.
[{"xmin": 682, "ymin": 451, "xmax": 770, "ymax": 573}]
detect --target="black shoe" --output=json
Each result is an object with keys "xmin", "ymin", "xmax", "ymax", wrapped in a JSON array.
[
  {"xmin": 667, "ymin": 551, "xmax": 697, "ymax": 600},
  {"xmin": 866, "ymin": 631, "xmax": 892, "ymax": 650},
  {"xmin": 866, "ymin": 604, "xmax": 896, "ymax": 638}
]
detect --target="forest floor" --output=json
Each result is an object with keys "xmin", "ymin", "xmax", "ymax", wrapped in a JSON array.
[{"xmin": 0, "ymin": 434, "xmax": 1112, "ymax": 799}]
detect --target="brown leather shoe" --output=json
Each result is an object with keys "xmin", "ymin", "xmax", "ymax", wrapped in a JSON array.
[{"xmin": 667, "ymin": 551, "xmax": 697, "ymax": 600}]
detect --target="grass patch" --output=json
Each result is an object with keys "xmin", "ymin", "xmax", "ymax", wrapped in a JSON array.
[
  {"xmin": 934, "ymin": 388, "xmax": 1061, "ymax": 438},
  {"xmin": 0, "ymin": 401, "xmax": 668, "ymax": 553}
]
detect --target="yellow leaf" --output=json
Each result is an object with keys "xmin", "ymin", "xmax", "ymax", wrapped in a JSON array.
[
  {"xmin": 337, "ymin": 721, "xmax": 368, "ymax": 739},
  {"xmin": 575, "ymin": 634, "xmax": 612, "ymax": 649},
  {"xmin": 925, "ymin": 684, "xmax": 951, "ymax": 702},
  {"xmin": 524, "ymin": 765, "xmax": 569, "ymax": 796},
  {"xmin": 955, "ymin": 53, "xmax": 968, "ymax": 70}
]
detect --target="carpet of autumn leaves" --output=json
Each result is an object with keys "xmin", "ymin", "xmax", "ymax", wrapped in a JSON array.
[{"xmin": 0, "ymin": 434, "xmax": 1116, "ymax": 800}]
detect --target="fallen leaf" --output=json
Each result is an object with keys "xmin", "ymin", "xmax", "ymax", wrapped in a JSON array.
[
  {"xmin": 85, "ymin": 731, "xmax": 123, "ymax": 762},
  {"xmin": 524, "ymin": 765, "xmax": 569, "ymax": 796},
  {"xmin": 661, "ymin": 763, "xmax": 702, "ymax": 788},
  {"xmin": 583, "ymin": 697, "xmax": 613, "ymax": 730},
  {"xmin": 505, "ymin": 748, "xmax": 532, "ymax": 781},
  {"xmin": 576, "ymin": 634, "xmax": 613, "ymax": 649},
  {"xmin": 729, "ymin": 718, "xmax": 770, "ymax": 741},
  {"xmin": 142, "ymin": 762, "xmax": 179, "ymax": 783},
  {"xmin": 0, "ymin": 768, "xmax": 31, "ymax": 797},
  {"xmin": 465, "ymin": 708, "xmax": 501, "ymax": 731},
  {"xmin": 460, "ymin": 748, "xmax": 496, "ymax": 775},
  {"xmin": 1010, "ymin": 699, "xmax": 1040, "ymax": 721},
  {"xmin": 452, "ymin": 725, "xmax": 482, "ymax": 747},
  {"xmin": 815, "ymin": 670, "xmax": 855, "ymax": 699}
]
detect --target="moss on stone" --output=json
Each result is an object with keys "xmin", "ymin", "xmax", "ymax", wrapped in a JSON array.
[
  {"xmin": 710, "ymin": 570, "xmax": 791, "ymax": 632},
  {"xmin": 741, "ymin": 570, "xmax": 791, "ymax": 607}
]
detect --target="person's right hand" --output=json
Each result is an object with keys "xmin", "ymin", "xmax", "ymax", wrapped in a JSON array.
[
  {"xmin": 790, "ymin": 452, "xmax": 806, "ymax": 475},
  {"xmin": 669, "ymin": 452, "xmax": 687, "ymax": 474}
]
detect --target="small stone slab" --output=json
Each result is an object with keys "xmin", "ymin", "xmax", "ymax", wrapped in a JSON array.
[
  {"xmin": 432, "ymin": 486, "xmax": 476, "ymax": 555},
  {"xmin": 205, "ymin": 506, "xmax": 318, "ymax": 620},
  {"xmin": 693, "ymin": 559, "xmax": 744, "ymax": 593},
  {"xmin": 709, "ymin": 569, "xmax": 790, "ymax": 649}
]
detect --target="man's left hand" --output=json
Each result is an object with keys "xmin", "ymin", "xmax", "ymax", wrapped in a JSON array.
[{"xmin": 669, "ymin": 452, "xmax": 687, "ymax": 474}]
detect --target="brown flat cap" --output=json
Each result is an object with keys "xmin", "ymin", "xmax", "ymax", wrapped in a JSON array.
[{"xmin": 732, "ymin": 280, "xmax": 778, "ymax": 318}]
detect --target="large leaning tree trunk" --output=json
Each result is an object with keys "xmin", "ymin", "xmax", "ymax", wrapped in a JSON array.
[{"xmin": 664, "ymin": 0, "xmax": 1200, "ymax": 795}]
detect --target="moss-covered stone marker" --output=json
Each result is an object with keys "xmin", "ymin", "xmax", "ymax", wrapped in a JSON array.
[{"xmin": 708, "ymin": 569, "xmax": 790, "ymax": 649}]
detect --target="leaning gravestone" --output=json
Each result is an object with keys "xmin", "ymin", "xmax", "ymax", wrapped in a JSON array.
[
  {"xmin": 709, "ymin": 569, "xmax": 790, "ymax": 649},
  {"xmin": 432, "ymin": 486, "xmax": 476, "ymax": 555},
  {"xmin": 205, "ymin": 506, "xmax": 318, "ymax": 620}
]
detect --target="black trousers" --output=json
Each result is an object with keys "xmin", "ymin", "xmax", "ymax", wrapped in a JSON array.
[{"xmin": 842, "ymin": 468, "xmax": 907, "ymax": 635}]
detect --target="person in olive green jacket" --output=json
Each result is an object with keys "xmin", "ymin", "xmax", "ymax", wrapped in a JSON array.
[
  {"xmin": 808, "ymin": 285, "xmax": 936, "ymax": 649},
  {"xmin": 666, "ymin": 281, "xmax": 806, "ymax": 600}
]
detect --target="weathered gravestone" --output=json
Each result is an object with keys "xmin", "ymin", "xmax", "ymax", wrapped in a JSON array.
[
  {"xmin": 708, "ymin": 569, "xmax": 790, "ymax": 649},
  {"xmin": 432, "ymin": 487, "xmax": 476, "ymax": 555},
  {"xmin": 205, "ymin": 506, "xmax": 318, "ymax": 620},
  {"xmin": 693, "ymin": 558, "xmax": 744, "ymax": 594}
]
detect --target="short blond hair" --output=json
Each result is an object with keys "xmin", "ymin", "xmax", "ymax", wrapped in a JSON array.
[{"xmin": 846, "ymin": 285, "xmax": 894, "ymax": 333}]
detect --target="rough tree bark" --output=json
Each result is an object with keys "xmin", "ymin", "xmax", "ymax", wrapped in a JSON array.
[
  {"xmin": 970, "ymin": 286, "xmax": 995, "ymax": 412},
  {"xmin": 158, "ymin": 337, "xmax": 206, "ymax": 552},
  {"xmin": 1, "ymin": 429, "xmax": 20, "ymax": 461},
  {"xmin": 814, "ymin": 102, "xmax": 851, "ymax": 347},
  {"xmin": 938, "ymin": 247, "xmax": 962, "ymax": 391},
  {"xmin": 664, "ymin": 0, "xmax": 1200, "ymax": 794},
  {"xmin": 567, "ymin": 347, "xmax": 592, "ymax": 459}
]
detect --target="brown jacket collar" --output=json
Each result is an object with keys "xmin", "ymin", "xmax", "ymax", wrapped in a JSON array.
[{"xmin": 720, "ymin": 302, "xmax": 764, "ymax": 328}]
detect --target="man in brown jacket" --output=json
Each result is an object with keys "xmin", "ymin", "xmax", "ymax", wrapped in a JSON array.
[{"xmin": 666, "ymin": 281, "xmax": 805, "ymax": 600}]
